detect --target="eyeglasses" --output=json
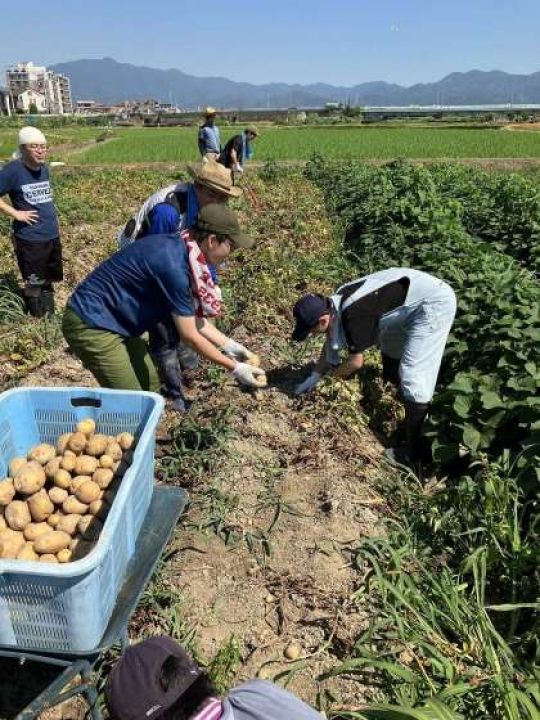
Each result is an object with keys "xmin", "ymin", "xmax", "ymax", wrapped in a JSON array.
[{"xmin": 27, "ymin": 144, "xmax": 47, "ymax": 150}]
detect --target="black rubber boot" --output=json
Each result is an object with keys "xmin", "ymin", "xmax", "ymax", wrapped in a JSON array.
[
  {"xmin": 41, "ymin": 287, "xmax": 56, "ymax": 317},
  {"xmin": 152, "ymin": 349, "xmax": 190, "ymax": 413},
  {"xmin": 384, "ymin": 401, "xmax": 430, "ymax": 467},
  {"xmin": 382, "ymin": 354, "xmax": 400, "ymax": 386},
  {"xmin": 23, "ymin": 285, "xmax": 45, "ymax": 318}
]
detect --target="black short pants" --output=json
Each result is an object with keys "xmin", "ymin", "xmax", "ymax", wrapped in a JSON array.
[{"xmin": 13, "ymin": 236, "xmax": 63, "ymax": 283}]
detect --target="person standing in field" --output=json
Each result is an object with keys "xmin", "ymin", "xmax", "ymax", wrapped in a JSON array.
[
  {"xmin": 105, "ymin": 636, "xmax": 323, "ymax": 720},
  {"xmin": 62, "ymin": 204, "xmax": 264, "ymax": 395},
  {"xmin": 197, "ymin": 107, "xmax": 221, "ymax": 161},
  {"xmin": 0, "ymin": 127, "xmax": 62, "ymax": 317},
  {"xmin": 117, "ymin": 161, "xmax": 247, "ymax": 411},
  {"xmin": 291, "ymin": 268, "xmax": 456, "ymax": 465},
  {"xmin": 219, "ymin": 126, "xmax": 259, "ymax": 177}
]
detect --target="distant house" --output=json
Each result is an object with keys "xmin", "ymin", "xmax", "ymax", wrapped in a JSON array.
[{"xmin": 17, "ymin": 89, "xmax": 47, "ymax": 113}]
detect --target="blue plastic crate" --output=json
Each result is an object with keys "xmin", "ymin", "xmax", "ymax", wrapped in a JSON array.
[{"xmin": 0, "ymin": 386, "xmax": 164, "ymax": 652}]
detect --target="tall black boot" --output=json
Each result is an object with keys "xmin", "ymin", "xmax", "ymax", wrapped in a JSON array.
[
  {"xmin": 382, "ymin": 353, "xmax": 400, "ymax": 386},
  {"xmin": 151, "ymin": 349, "xmax": 190, "ymax": 413},
  {"xmin": 384, "ymin": 401, "xmax": 430, "ymax": 466},
  {"xmin": 41, "ymin": 286, "xmax": 55, "ymax": 317},
  {"xmin": 23, "ymin": 284, "xmax": 45, "ymax": 318}
]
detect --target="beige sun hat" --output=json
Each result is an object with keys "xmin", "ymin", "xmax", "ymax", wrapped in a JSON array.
[
  {"xmin": 203, "ymin": 106, "xmax": 217, "ymax": 116},
  {"xmin": 187, "ymin": 161, "xmax": 243, "ymax": 198}
]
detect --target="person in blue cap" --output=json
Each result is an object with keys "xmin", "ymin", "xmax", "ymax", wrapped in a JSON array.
[{"xmin": 291, "ymin": 268, "xmax": 456, "ymax": 465}]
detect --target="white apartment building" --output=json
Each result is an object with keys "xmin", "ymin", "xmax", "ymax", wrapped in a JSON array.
[{"xmin": 5, "ymin": 61, "xmax": 73, "ymax": 114}]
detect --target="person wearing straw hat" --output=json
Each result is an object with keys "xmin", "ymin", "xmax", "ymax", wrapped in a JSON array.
[
  {"xmin": 105, "ymin": 636, "xmax": 322, "ymax": 720},
  {"xmin": 0, "ymin": 126, "xmax": 62, "ymax": 317},
  {"xmin": 219, "ymin": 126, "xmax": 259, "ymax": 176},
  {"xmin": 198, "ymin": 107, "xmax": 221, "ymax": 161},
  {"xmin": 63, "ymin": 204, "xmax": 265, "ymax": 395},
  {"xmin": 117, "ymin": 162, "xmax": 253, "ymax": 411}
]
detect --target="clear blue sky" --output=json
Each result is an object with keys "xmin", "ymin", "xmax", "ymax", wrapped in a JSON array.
[{"xmin": 1, "ymin": 0, "xmax": 539, "ymax": 87}]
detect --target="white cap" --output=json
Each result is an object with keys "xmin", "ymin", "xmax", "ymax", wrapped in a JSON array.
[{"xmin": 18, "ymin": 126, "xmax": 47, "ymax": 146}]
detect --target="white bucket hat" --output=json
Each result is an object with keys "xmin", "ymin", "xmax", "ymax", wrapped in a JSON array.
[{"xmin": 18, "ymin": 126, "xmax": 47, "ymax": 146}]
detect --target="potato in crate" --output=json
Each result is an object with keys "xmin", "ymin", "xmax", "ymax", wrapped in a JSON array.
[{"xmin": 0, "ymin": 387, "xmax": 164, "ymax": 652}]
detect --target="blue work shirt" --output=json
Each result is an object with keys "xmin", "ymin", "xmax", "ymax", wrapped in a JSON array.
[
  {"xmin": 69, "ymin": 234, "xmax": 194, "ymax": 337},
  {"xmin": 0, "ymin": 159, "xmax": 59, "ymax": 242},
  {"xmin": 198, "ymin": 123, "xmax": 221, "ymax": 154},
  {"xmin": 146, "ymin": 195, "xmax": 219, "ymax": 284}
]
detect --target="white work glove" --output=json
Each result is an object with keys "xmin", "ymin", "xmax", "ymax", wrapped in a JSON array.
[
  {"xmin": 231, "ymin": 362, "xmax": 266, "ymax": 388},
  {"xmin": 222, "ymin": 339, "xmax": 259, "ymax": 365},
  {"xmin": 294, "ymin": 371, "xmax": 321, "ymax": 396},
  {"xmin": 233, "ymin": 163, "xmax": 243, "ymax": 173}
]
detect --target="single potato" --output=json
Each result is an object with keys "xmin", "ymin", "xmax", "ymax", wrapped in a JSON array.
[
  {"xmin": 93, "ymin": 468, "xmax": 114, "ymax": 490},
  {"xmin": 0, "ymin": 479, "xmax": 15, "ymax": 506},
  {"xmin": 14, "ymin": 463, "xmax": 46, "ymax": 495},
  {"xmin": 54, "ymin": 469, "xmax": 72, "ymax": 489},
  {"xmin": 75, "ymin": 480, "xmax": 101, "ymax": 504},
  {"xmin": 85, "ymin": 434, "xmax": 108, "ymax": 457},
  {"xmin": 44, "ymin": 456, "xmax": 62, "ymax": 480},
  {"xmin": 8, "ymin": 456, "xmax": 27, "ymax": 477},
  {"xmin": 48, "ymin": 486, "xmax": 68, "ymax": 505},
  {"xmin": 57, "ymin": 513, "xmax": 82, "ymax": 536},
  {"xmin": 57, "ymin": 548, "xmax": 73, "ymax": 563},
  {"xmin": 116, "ymin": 432, "xmax": 135, "ymax": 450},
  {"xmin": 24, "ymin": 522, "xmax": 52, "ymax": 541},
  {"xmin": 5, "ymin": 500, "xmax": 31, "ymax": 531},
  {"xmin": 62, "ymin": 495, "xmax": 88, "ymax": 515},
  {"xmin": 0, "ymin": 530, "xmax": 25, "ymax": 559},
  {"xmin": 56, "ymin": 433, "xmax": 72, "ymax": 454},
  {"xmin": 76, "ymin": 418, "xmax": 96, "ymax": 436},
  {"xmin": 27, "ymin": 444, "xmax": 56, "ymax": 466},
  {"xmin": 18, "ymin": 542, "xmax": 39, "ymax": 561},
  {"xmin": 39, "ymin": 554, "xmax": 59, "ymax": 563},
  {"xmin": 34, "ymin": 530, "xmax": 71, "ymax": 555},
  {"xmin": 28, "ymin": 492, "xmax": 54, "ymax": 522},
  {"xmin": 67, "ymin": 432, "xmax": 87, "ymax": 454},
  {"xmin": 74, "ymin": 455, "xmax": 99, "ymax": 476}
]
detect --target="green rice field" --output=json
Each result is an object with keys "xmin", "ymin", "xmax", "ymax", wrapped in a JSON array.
[
  {"xmin": 1, "ymin": 124, "xmax": 539, "ymax": 164},
  {"xmin": 75, "ymin": 125, "xmax": 540, "ymax": 164}
]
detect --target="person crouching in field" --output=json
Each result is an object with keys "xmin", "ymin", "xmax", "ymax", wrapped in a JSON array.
[
  {"xmin": 62, "ymin": 204, "xmax": 265, "ymax": 395},
  {"xmin": 0, "ymin": 127, "xmax": 62, "ymax": 317},
  {"xmin": 117, "ymin": 161, "xmax": 251, "ymax": 410},
  {"xmin": 291, "ymin": 268, "xmax": 456, "ymax": 465},
  {"xmin": 105, "ymin": 636, "xmax": 323, "ymax": 720},
  {"xmin": 219, "ymin": 126, "xmax": 259, "ymax": 178}
]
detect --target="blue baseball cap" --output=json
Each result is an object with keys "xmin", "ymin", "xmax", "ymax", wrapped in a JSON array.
[{"xmin": 292, "ymin": 293, "xmax": 329, "ymax": 341}]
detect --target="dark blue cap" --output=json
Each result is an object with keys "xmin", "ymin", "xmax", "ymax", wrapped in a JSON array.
[{"xmin": 292, "ymin": 293, "xmax": 329, "ymax": 341}]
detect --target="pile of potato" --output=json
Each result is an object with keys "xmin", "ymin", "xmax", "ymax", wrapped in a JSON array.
[{"xmin": 0, "ymin": 418, "xmax": 135, "ymax": 564}]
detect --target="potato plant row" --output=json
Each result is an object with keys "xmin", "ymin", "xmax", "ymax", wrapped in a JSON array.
[
  {"xmin": 0, "ymin": 418, "xmax": 134, "ymax": 563},
  {"xmin": 306, "ymin": 156, "xmax": 540, "ymax": 463}
]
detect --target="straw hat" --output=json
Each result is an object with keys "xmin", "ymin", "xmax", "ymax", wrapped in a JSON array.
[
  {"xmin": 187, "ymin": 161, "xmax": 242, "ymax": 198},
  {"xmin": 203, "ymin": 106, "xmax": 217, "ymax": 116}
]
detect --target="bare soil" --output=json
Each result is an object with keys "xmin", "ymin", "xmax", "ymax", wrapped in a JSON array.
[{"xmin": 7, "ymin": 332, "xmax": 387, "ymax": 718}]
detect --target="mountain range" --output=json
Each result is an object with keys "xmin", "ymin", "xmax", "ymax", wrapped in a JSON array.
[{"xmin": 50, "ymin": 58, "xmax": 540, "ymax": 108}]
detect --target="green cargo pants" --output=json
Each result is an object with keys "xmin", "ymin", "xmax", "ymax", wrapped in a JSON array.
[{"xmin": 62, "ymin": 305, "xmax": 160, "ymax": 393}]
